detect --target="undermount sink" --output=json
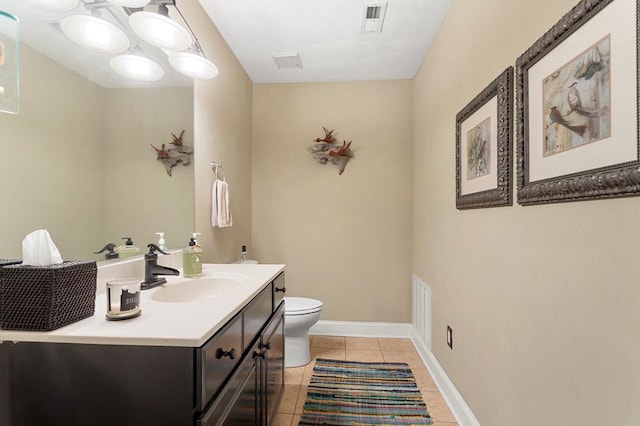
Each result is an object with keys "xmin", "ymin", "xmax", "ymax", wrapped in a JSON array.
[{"xmin": 151, "ymin": 272, "xmax": 250, "ymax": 303}]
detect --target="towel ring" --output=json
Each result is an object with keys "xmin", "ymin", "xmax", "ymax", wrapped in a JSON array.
[{"xmin": 211, "ymin": 162, "xmax": 226, "ymax": 181}]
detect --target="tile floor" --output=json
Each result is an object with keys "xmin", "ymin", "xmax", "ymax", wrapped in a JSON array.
[{"xmin": 273, "ymin": 335, "xmax": 458, "ymax": 426}]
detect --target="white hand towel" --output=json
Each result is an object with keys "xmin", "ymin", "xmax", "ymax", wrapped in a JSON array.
[{"xmin": 211, "ymin": 179, "xmax": 233, "ymax": 227}]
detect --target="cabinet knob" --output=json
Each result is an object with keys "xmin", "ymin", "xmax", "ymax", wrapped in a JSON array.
[
  {"xmin": 215, "ymin": 348, "xmax": 236, "ymax": 360},
  {"xmin": 259, "ymin": 341, "xmax": 271, "ymax": 350},
  {"xmin": 253, "ymin": 350, "xmax": 266, "ymax": 359},
  {"xmin": 275, "ymin": 286, "xmax": 286, "ymax": 293}
]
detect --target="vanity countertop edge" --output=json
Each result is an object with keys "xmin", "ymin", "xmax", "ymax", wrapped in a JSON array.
[{"xmin": 0, "ymin": 262, "xmax": 285, "ymax": 348}]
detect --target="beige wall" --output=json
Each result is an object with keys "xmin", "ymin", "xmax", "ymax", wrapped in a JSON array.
[
  {"xmin": 414, "ymin": 0, "xmax": 640, "ymax": 424},
  {"xmin": 252, "ymin": 81, "xmax": 413, "ymax": 322},
  {"xmin": 103, "ymin": 87, "xmax": 194, "ymax": 250},
  {"xmin": 181, "ymin": 0, "xmax": 254, "ymax": 263},
  {"xmin": 0, "ymin": 44, "xmax": 104, "ymax": 260}
]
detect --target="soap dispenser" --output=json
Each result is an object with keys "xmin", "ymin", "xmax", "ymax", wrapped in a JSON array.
[
  {"xmin": 183, "ymin": 233, "xmax": 202, "ymax": 277},
  {"xmin": 156, "ymin": 232, "xmax": 166, "ymax": 251},
  {"xmin": 117, "ymin": 237, "xmax": 140, "ymax": 257}
]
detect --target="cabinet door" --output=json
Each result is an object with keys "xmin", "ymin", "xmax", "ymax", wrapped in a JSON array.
[
  {"xmin": 223, "ymin": 358, "xmax": 258, "ymax": 426},
  {"xmin": 272, "ymin": 272, "xmax": 286, "ymax": 310},
  {"xmin": 197, "ymin": 311, "xmax": 243, "ymax": 411},
  {"xmin": 244, "ymin": 285, "xmax": 272, "ymax": 349},
  {"xmin": 197, "ymin": 340, "xmax": 259, "ymax": 426},
  {"xmin": 1, "ymin": 342, "xmax": 194, "ymax": 426},
  {"xmin": 262, "ymin": 305, "xmax": 285, "ymax": 425}
]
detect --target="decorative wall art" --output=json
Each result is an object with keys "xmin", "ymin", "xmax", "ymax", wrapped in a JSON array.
[
  {"xmin": 309, "ymin": 127, "xmax": 354, "ymax": 175},
  {"xmin": 515, "ymin": 0, "xmax": 640, "ymax": 205},
  {"xmin": 0, "ymin": 11, "xmax": 18, "ymax": 114},
  {"xmin": 456, "ymin": 67, "xmax": 513, "ymax": 209},
  {"xmin": 150, "ymin": 130, "xmax": 193, "ymax": 176}
]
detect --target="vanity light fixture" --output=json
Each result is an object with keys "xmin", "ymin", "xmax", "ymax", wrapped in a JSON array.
[
  {"xmin": 23, "ymin": 0, "xmax": 80, "ymax": 12},
  {"xmin": 169, "ymin": 52, "xmax": 218, "ymax": 80},
  {"xmin": 166, "ymin": 1, "xmax": 219, "ymax": 80},
  {"xmin": 129, "ymin": 10, "xmax": 192, "ymax": 51},
  {"xmin": 105, "ymin": 0, "xmax": 151, "ymax": 7},
  {"xmin": 26, "ymin": 0, "xmax": 219, "ymax": 82},
  {"xmin": 60, "ymin": 14, "xmax": 130, "ymax": 54},
  {"xmin": 110, "ymin": 54, "xmax": 165, "ymax": 81}
]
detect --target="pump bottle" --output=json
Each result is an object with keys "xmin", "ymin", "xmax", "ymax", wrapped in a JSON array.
[
  {"xmin": 156, "ymin": 232, "xmax": 166, "ymax": 251},
  {"xmin": 183, "ymin": 233, "xmax": 202, "ymax": 277},
  {"xmin": 117, "ymin": 237, "xmax": 140, "ymax": 257}
]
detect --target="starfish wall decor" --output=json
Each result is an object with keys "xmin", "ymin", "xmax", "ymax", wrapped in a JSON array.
[
  {"xmin": 309, "ymin": 127, "xmax": 355, "ymax": 175},
  {"xmin": 151, "ymin": 130, "xmax": 193, "ymax": 176}
]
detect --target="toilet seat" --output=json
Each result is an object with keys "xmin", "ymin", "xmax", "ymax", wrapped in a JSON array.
[{"xmin": 284, "ymin": 297, "xmax": 323, "ymax": 316}]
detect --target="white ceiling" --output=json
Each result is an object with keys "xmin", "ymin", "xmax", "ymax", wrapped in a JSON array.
[
  {"xmin": 200, "ymin": 0, "xmax": 452, "ymax": 84},
  {"xmin": 0, "ymin": 0, "xmax": 451, "ymax": 87}
]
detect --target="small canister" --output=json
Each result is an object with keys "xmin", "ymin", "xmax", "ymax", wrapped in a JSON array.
[{"xmin": 106, "ymin": 278, "xmax": 141, "ymax": 320}]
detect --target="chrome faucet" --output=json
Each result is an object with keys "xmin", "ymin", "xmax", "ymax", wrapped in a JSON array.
[{"xmin": 141, "ymin": 243, "xmax": 180, "ymax": 290}]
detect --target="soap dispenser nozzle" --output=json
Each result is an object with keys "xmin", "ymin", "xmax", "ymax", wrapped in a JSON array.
[
  {"xmin": 191, "ymin": 232, "xmax": 201, "ymax": 246},
  {"xmin": 155, "ymin": 232, "xmax": 166, "ymax": 250}
]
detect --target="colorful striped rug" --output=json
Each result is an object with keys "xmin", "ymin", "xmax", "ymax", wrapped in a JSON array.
[{"xmin": 299, "ymin": 358, "xmax": 433, "ymax": 425}]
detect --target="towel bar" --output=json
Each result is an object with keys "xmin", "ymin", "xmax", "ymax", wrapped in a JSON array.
[{"xmin": 211, "ymin": 161, "xmax": 225, "ymax": 181}]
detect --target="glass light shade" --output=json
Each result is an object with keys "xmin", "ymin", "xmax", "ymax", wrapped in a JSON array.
[
  {"xmin": 24, "ymin": 0, "xmax": 79, "ymax": 12},
  {"xmin": 110, "ymin": 55, "xmax": 165, "ymax": 81},
  {"xmin": 129, "ymin": 11, "xmax": 192, "ymax": 51},
  {"xmin": 60, "ymin": 15, "xmax": 130, "ymax": 54},
  {"xmin": 169, "ymin": 52, "xmax": 219, "ymax": 80},
  {"xmin": 105, "ymin": 0, "xmax": 151, "ymax": 7}
]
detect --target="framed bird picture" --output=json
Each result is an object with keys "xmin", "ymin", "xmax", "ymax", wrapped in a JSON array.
[
  {"xmin": 455, "ymin": 67, "xmax": 513, "ymax": 209},
  {"xmin": 516, "ymin": 0, "xmax": 639, "ymax": 205}
]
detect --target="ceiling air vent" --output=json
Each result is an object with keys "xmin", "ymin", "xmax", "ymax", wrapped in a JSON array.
[
  {"xmin": 361, "ymin": 2, "xmax": 388, "ymax": 33},
  {"xmin": 272, "ymin": 53, "xmax": 303, "ymax": 69}
]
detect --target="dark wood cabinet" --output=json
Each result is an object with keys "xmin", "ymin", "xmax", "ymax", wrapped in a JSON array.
[
  {"xmin": 262, "ymin": 304, "xmax": 285, "ymax": 425},
  {"xmin": 198, "ymin": 338, "xmax": 260, "ymax": 425},
  {"xmin": 197, "ymin": 302, "xmax": 285, "ymax": 425},
  {"xmin": 0, "ymin": 272, "xmax": 286, "ymax": 426}
]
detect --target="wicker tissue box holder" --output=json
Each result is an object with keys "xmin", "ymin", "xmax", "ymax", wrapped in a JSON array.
[{"xmin": 0, "ymin": 260, "xmax": 97, "ymax": 331}]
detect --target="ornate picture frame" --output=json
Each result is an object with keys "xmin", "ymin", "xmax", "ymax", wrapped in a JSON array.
[
  {"xmin": 456, "ymin": 67, "xmax": 513, "ymax": 209},
  {"xmin": 515, "ymin": 0, "xmax": 639, "ymax": 205}
]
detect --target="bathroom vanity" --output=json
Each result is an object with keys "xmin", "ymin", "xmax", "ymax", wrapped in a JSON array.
[{"xmin": 0, "ymin": 262, "xmax": 286, "ymax": 426}]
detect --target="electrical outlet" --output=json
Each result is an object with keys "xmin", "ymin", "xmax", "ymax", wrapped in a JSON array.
[{"xmin": 447, "ymin": 325, "xmax": 453, "ymax": 349}]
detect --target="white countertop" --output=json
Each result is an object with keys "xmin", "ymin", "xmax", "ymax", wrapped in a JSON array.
[{"xmin": 0, "ymin": 262, "xmax": 285, "ymax": 347}]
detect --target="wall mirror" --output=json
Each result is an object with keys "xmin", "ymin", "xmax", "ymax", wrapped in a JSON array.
[{"xmin": 0, "ymin": 0, "xmax": 195, "ymax": 261}]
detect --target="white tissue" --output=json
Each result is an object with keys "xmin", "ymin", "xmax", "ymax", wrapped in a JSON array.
[{"xmin": 22, "ymin": 229, "xmax": 63, "ymax": 266}]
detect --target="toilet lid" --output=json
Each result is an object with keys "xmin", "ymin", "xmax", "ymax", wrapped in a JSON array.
[{"xmin": 285, "ymin": 297, "xmax": 323, "ymax": 315}]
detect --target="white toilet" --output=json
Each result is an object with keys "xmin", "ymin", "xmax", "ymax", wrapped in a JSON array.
[{"xmin": 284, "ymin": 297, "xmax": 323, "ymax": 368}]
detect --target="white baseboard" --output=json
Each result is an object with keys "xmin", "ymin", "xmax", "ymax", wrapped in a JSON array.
[
  {"xmin": 412, "ymin": 331, "xmax": 481, "ymax": 426},
  {"xmin": 310, "ymin": 320, "xmax": 480, "ymax": 426},
  {"xmin": 310, "ymin": 320, "xmax": 413, "ymax": 337}
]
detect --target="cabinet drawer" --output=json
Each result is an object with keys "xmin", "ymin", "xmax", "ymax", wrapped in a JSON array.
[
  {"xmin": 196, "ymin": 311, "xmax": 243, "ymax": 411},
  {"xmin": 243, "ymin": 285, "xmax": 272, "ymax": 349},
  {"xmin": 272, "ymin": 272, "xmax": 286, "ymax": 310},
  {"xmin": 196, "ymin": 340, "xmax": 259, "ymax": 426}
]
